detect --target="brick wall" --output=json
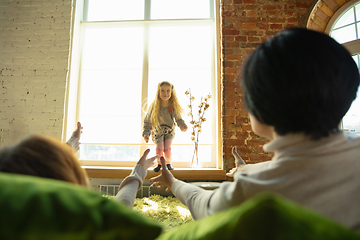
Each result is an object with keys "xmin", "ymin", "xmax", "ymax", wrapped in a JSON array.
[
  {"xmin": 221, "ymin": 0, "xmax": 315, "ymax": 173},
  {"xmin": 0, "ymin": 0, "xmax": 72, "ymax": 146},
  {"xmin": 221, "ymin": 0, "xmax": 352, "ymax": 174}
]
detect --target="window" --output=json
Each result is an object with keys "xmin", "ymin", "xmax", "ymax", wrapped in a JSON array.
[
  {"xmin": 65, "ymin": 0, "xmax": 221, "ymax": 168},
  {"xmin": 327, "ymin": 0, "xmax": 360, "ymax": 135}
]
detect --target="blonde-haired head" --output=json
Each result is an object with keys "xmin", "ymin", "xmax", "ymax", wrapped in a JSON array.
[
  {"xmin": 0, "ymin": 135, "xmax": 89, "ymax": 187},
  {"xmin": 149, "ymin": 81, "xmax": 183, "ymax": 130}
]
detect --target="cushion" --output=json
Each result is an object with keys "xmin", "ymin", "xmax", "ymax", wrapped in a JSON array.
[
  {"xmin": 157, "ymin": 193, "xmax": 360, "ymax": 240},
  {"xmin": 0, "ymin": 172, "xmax": 162, "ymax": 240}
]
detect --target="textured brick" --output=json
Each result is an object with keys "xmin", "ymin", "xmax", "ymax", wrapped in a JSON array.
[{"xmin": 221, "ymin": 0, "xmax": 351, "ymax": 172}]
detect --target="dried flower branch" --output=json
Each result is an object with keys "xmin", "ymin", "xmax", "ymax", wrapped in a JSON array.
[{"xmin": 185, "ymin": 89, "xmax": 211, "ymax": 167}]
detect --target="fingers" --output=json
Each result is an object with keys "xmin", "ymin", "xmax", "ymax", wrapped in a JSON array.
[
  {"xmin": 232, "ymin": 146, "xmax": 240, "ymax": 157},
  {"xmin": 149, "ymin": 176, "xmax": 164, "ymax": 190},
  {"xmin": 149, "ymin": 154, "xmax": 158, "ymax": 161},
  {"xmin": 147, "ymin": 154, "xmax": 158, "ymax": 164},
  {"xmin": 153, "ymin": 184, "xmax": 171, "ymax": 192},
  {"xmin": 149, "ymin": 168, "xmax": 163, "ymax": 184},
  {"xmin": 226, "ymin": 167, "xmax": 236, "ymax": 177},
  {"xmin": 142, "ymin": 149, "xmax": 158, "ymax": 161},
  {"xmin": 140, "ymin": 149, "xmax": 150, "ymax": 160},
  {"xmin": 152, "ymin": 183, "xmax": 169, "ymax": 191},
  {"xmin": 149, "ymin": 176, "xmax": 157, "ymax": 183},
  {"xmin": 143, "ymin": 148, "xmax": 150, "ymax": 156},
  {"xmin": 232, "ymin": 146, "xmax": 246, "ymax": 166},
  {"xmin": 232, "ymin": 147, "xmax": 243, "ymax": 161},
  {"xmin": 149, "ymin": 156, "xmax": 176, "ymax": 190},
  {"xmin": 138, "ymin": 150, "xmax": 158, "ymax": 169},
  {"xmin": 77, "ymin": 122, "xmax": 83, "ymax": 133},
  {"xmin": 72, "ymin": 122, "xmax": 83, "ymax": 139},
  {"xmin": 160, "ymin": 156, "xmax": 167, "ymax": 168}
]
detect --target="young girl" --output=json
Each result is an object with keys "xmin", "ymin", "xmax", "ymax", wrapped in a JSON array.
[{"xmin": 143, "ymin": 81, "xmax": 188, "ymax": 172}]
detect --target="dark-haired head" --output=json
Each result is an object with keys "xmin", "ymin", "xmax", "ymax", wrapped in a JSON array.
[{"xmin": 241, "ymin": 28, "xmax": 360, "ymax": 140}]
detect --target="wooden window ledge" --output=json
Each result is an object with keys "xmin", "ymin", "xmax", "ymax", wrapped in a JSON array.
[{"xmin": 83, "ymin": 166, "xmax": 227, "ymax": 180}]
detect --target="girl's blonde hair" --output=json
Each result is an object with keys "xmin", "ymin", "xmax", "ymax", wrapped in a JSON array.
[
  {"xmin": 148, "ymin": 81, "xmax": 183, "ymax": 130},
  {"xmin": 0, "ymin": 135, "xmax": 89, "ymax": 187}
]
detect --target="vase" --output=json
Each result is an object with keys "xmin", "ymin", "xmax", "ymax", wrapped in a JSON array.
[{"xmin": 191, "ymin": 141, "xmax": 199, "ymax": 168}]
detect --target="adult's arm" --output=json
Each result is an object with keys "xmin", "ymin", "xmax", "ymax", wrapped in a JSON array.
[
  {"xmin": 65, "ymin": 136, "xmax": 80, "ymax": 152},
  {"xmin": 114, "ymin": 164, "xmax": 146, "ymax": 207},
  {"xmin": 65, "ymin": 122, "xmax": 82, "ymax": 152},
  {"xmin": 171, "ymin": 161, "xmax": 272, "ymax": 220},
  {"xmin": 114, "ymin": 149, "xmax": 157, "ymax": 207}
]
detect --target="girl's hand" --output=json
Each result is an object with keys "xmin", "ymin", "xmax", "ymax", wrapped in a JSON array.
[
  {"xmin": 137, "ymin": 149, "xmax": 158, "ymax": 170},
  {"xmin": 150, "ymin": 156, "xmax": 177, "ymax": 192},
  {"xmin": 144, "ymin": 136, "xmax": 149, "ymax": 143},
  {"xmin": 181, "ymin": 124, "xmax": 188, "ymax": 132}
]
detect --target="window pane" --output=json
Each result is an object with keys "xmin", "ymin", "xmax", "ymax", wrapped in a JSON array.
[
  {"xmin": 343, "ymin": 54, "xmax": 360, "ymax": 135},
  {"xmin": 87, "ymin": 0, "xmax": 144, "ymax": 21},
  {"xmin": 79, "ymin": 145, "xmax": 140, "ymax": 161},
  {"xmin": 333, "ymin": 7, "xmax": 355, "ymax": 29},
  {"xmin": 331, "ymin": 25, "xmax": 357, "ymax": 44},
  {"xmin": 81, "ymin": 26, "xmax": 144, "ymax": 69},
  {"xmin": 352, "ymin": 55, "xmax": 359, "ymax": 65},
  {"xmin": 357, "ymin": 23, "xmax": 360, "ymax": 40},
  {"xmin": 151, "ymin": 0, "xmax": 211, "ymax": 19},
  {"xmin": 74, "ymin": 1, "xmax": 217, "ymax": 165},
  {"xmin": 147, "ymin": 23, "xmax": 214, "ymax": 145},
  {"xmin": 148, "ymin": 24, "xmax": 213, "ymax": 69},
  {"xmin": 342, "ymin": 86, "xmax": 360, "ymax": 134},
  {"xmin": 355, "ymin": 3, "xmax": 360, "ymax": 23},
  {"xmin": 79, "ymin": 26, "xmax": 144, "ymax": 143},
  {"xmin": 147, "ymin": 145, "xmax": 212, "ymax": 164}
]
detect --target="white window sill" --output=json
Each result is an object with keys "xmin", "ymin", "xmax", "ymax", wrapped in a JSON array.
[{"xmin": 83, "ymin": 166, "xmax": 226, "ymax": 180}]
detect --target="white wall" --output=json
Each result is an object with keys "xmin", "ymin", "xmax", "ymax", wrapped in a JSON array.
[{"xmin": 0, "ymin": 0, "xmax": 73, "ymax": 146}]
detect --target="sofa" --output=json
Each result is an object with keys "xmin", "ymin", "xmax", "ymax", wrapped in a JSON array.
[{"xmin": 1, "ymin": 172, "xmax": 359, "ymax": 240}]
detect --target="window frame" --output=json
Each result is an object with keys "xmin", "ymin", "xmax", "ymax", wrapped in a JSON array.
[
  {"xmin": 325, "ymin": 0, "xmax": 360, "ymax": 135},
  {"xmin": 325, "ymin": 0, "xmax": 360, "ymax": 54},
  {"xmin": 63, "ymin": 0, "xmax": 223, "ymax": 170}
]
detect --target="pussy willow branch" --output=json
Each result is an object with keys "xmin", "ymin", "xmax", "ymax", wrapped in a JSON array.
[
  {"xmin": 188, "ymin": 89, "xmax": 195, "ymax": 127},
  {"xmin": 186, "ymin": 89, "xmax": 211, "ymax": 166},
  {"xmin": 195, "ymin": 96, "xmax": 206, "ymax": 143}
]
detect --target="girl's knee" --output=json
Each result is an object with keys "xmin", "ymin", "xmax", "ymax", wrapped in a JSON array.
[{"xmin": 156, "ymin": 147, "xmax": 164, "ymax": 156}]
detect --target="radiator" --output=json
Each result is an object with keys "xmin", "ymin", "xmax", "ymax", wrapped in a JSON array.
[{"xmin": 100, "ymin": 184, "xmax": 151, "ymax": 198}]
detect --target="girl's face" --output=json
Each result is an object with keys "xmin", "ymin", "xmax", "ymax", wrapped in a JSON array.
[{"xmin": 159, "ymin": 84, "xmax": 172, "ymax": 102}]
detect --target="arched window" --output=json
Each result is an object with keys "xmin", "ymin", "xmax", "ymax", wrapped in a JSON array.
[{"xmin": 326, "ymin": 0, "xmax": 360, "ymax": 135}]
